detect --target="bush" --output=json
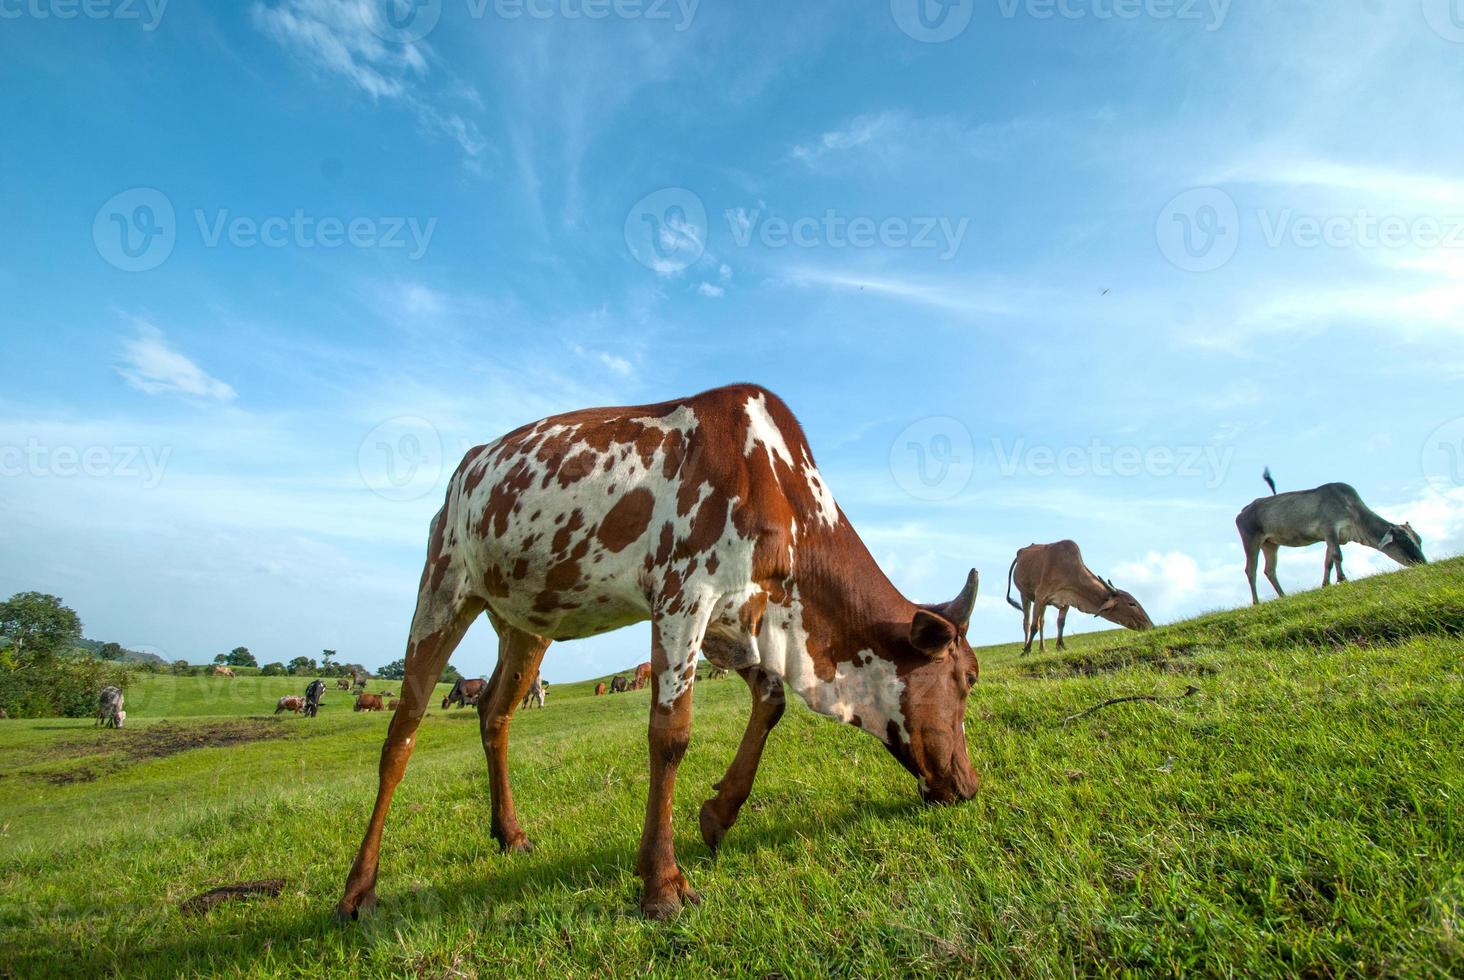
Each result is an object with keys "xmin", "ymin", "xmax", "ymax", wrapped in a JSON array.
[
  {"xmin": 261, "ymin": 662, "xmax": 287, "ymax": 676},
  {"xmin": 0, "ymin": 655, "xmax": 131, "ymax": 719}
]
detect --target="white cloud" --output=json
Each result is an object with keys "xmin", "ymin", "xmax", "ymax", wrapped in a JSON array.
[
  {"xmin": 697, "ymin": 282, "xmax": 725, "ymax": 298},
  {"xmin": 116, "ymin": 321, "xmax": 236, "ymax": 402}
]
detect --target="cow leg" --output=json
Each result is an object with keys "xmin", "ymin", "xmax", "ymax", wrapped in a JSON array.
[
  {"xmin": 1241, "ymin": 532, "xmax": 1262, "ymax": 605},
  {"xmin": 638, "ymin": 608, "xmax": 712, "ymax": 919},
  {"xmin": 699, "ymin": 665, "xmax": 785, "ymax": 854},
  {"xmin": 1334, "ymin": 547, "xmax": 1347, "ymax": 583},
  {"xmin": 338, "ymin": 590, "xmax": 483, "ymax": 921},
  {"xmin": 1262, "ymin": 543, "xmax": 1285, "ymax": 598},
  {"xmin": 477, "ymin": 624, "xmax": 552, "ymax": 854},
  {"xmin": 1322, "ymin": 538, "xmax": 1338, "ymax": 587},
  {"xmin": 1035, "ymin": 603, "xmax": 1048, "ymax": 653},
  {"xmin": 1056, "ymin": 606, "xmax": 1069, "ymax": 651},
  {"xmin": 1020, "ymin": 597, "xmax": 1034, "ymax": 655}
]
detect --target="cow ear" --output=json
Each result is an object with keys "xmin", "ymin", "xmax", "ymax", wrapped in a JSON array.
[
  {"xmin": 1378, "ymin": 530, "xmax": 1395, "ymax": 548},
  {"xmin": 1098, "ymin": 596, "xmax": 1120, "ymax": 613},
  {"xmin": 910, "ymin": 610, "xmax": 956, "ymax": 657}
]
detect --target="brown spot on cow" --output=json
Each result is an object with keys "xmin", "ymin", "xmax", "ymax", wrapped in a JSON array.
[{"xmin": 598, "ymin": 488, "xmax": 654, "ymax": 553}]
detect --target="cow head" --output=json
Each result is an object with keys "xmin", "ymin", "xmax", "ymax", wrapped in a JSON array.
[
  {"xmin": 1096, "ymin": 580, "xmax": 1154, "ymax": 631},
  {"xmin": 114, "ymin": 709, "xmax": 126, "ymax": 728},
  {"xmin": 889, "ymin": 570, "xmax": 981, "ymax": 805},
  {"xmin": 1378, "ymin": 523, "xmax": 1426, "ymax": 566}
]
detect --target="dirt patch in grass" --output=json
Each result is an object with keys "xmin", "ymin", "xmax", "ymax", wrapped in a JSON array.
[
  {"xmin": 1023, "ymin": 643, "xmax": 1220, "ymax": 679},
  {"xmin": 16, "ymin": 720, "xmax": 298, "ymax": 785}
]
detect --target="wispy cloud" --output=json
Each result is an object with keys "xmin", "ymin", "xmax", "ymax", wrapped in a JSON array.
[
  {"xmin": 116, "ymin": 321, "xmax": 236, "ymax": 402},
  {"xmin": 777, "ymin": 267, "xmax": 1034, "ymax": 319}
]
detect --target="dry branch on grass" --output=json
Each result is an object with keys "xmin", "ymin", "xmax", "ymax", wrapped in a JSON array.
[
  {"xmin": 1060, "ymin": 685, "xmax": 1200, "ymax": 728},
  {"xmin": 179, "ymin": 879, "xmax": 285, "ymax": 915}
]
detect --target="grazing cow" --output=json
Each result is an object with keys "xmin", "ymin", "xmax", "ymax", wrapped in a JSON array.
[
  {"xmin": 1237, "ymin": 469, "xmax": 1426, "ymax": 605},
  {"xmin": 708, "ymin": 666, "xmax": 729, "ymax": 680},
  {"xmin": 97, "ymin": 686, "xmax": 125, "ymax": 728},
  {"xmin": 1007, "ymin": 540, "xmax": 1153, "ymax": 654},
  {"xmin": 520, "ymin": 675, "xmax": 546, "ymax": 710},
  {"xmin": 276, "ymin": 695, "xmax": 306, "ymax": 714},
  {"xmin": 213, "ymin": 666, "xmax": 235, "ymax": 678},
  {"xmin": 378, "ymin": 690, "xmax": 396, "ymax": 698},
  {"xmin": 388, "ymin": 699, "xmax": 401, "ymax": 711},
  {"xmin": 336, "ymin": 678, "xmax": 352, "ymax": 691},
  {"xmin": 0, "ymin": 707, "xmax": 7, "ymax": 719},
  {"xmin": 354, "ymin": 693, "xmax": 384, "ymax": 712},
  {"xmin": 631, "ymin": 662, "xmax": 652, "ymax": 691},
  {"xmin": 441, "ymin": 677, "xmax": 488, "ymax": 709},
  {"xmin": 595, "ymin": 682, "xmax": 606, "ymax": 696},
  {"xmin": 609, "ymin": 675, "xmax": 629, "ymax": 693},
  {"xmin": 304, "ymin": 680, "xmax": 326, "ymax": 718},
  {"xmin": 338, "ymin": 384, "xmax": 981, "ymax": 922}
]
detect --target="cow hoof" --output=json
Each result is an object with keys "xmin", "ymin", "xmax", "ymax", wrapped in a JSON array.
[
  {"xmin": 499, "ymin": 836, "xmax": 535, "ymax": 855},
  {"xmin": 640, "ymin": 871, "xmax": 700, "ymax": 920},
  {"xmin": 698, "ymin": 800, "xmax": 728, "ymax": 854},
  {"xmin": 336, "ymin": 890, "xmax": 376, "ymax": 922}
]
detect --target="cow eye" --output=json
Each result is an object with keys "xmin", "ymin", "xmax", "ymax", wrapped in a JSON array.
[{"xmin": 965, "ymin": 672, "xmax": 978, "ymax": 688}]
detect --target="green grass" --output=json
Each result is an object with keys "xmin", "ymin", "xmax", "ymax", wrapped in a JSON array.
[{"xmin": 2, "ymin": 561, "xmax": 1462, "ymax": 977}]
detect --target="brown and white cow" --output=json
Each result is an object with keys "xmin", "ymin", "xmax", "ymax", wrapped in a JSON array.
[
  {"xmin": 1006, "ymin": 540, "xmax": 1154, "ymax": 654},
  {"xmin": 441, "ymin": 677, "xmax": 487, "ymax": 709},
  {"xmin": 213, "ymin": 666, "xmax": 235, "ymax": 678},
  {"xmin": 630, "ymin": 662, "xmax": 652, "ymax": 691},
  {"xmin": 337, "ymin": 384, "xmax": 981, "ymax": 922},
  {"xmin": 354, "ymin": 693, "xmax": 384, "ymax": 712},
  {"xmin": 276, "ymin": 695, "xmax": 306, "ymax": 714}
]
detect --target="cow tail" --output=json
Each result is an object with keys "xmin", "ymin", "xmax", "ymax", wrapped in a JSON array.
[
  {"xmin": 1005, "ymin": 555, "xmax": 1022, "ymax": 611},
  {"xmin": 1262, "ymin": 467, "xmax": 1277, "ymax": 495}
]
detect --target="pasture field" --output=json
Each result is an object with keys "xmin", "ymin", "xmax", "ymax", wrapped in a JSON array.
[{"xmin": 1, "ymin": 560, "xmax": 1462, "ymax": 977}]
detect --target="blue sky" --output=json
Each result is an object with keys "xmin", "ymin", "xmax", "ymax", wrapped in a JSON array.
[{"xmin": 3, "ymin": 0, "xmax": 1462, "ymax": 682}]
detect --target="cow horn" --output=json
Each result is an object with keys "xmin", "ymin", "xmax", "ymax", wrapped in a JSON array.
[{"xmin": 940, "ymin": 569, "xmax": 979, "ymax": 631}]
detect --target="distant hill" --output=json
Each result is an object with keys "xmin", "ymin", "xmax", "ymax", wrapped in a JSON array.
[{"xmin": 73, "ymin": 638, "xmax": 167, "ymax": 666}]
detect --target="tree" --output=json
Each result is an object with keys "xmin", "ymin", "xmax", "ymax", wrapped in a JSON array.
[
  {"xmin": 377, "ymin": 659, "xmax": 405, "ymax": 680},
  {"xmin": 98, "ymin": 642, "xmax": 126, "ymax": 661},
  {"xmin": 226, "ymin": 646, "xmax": 257, "ymax": 667},
  {"xmin": 171, "ymin": 660, "xmax": 192, "ymax": 675},
  {"xmin": 0, "ymin": 592, "xmax": 83, "ymax": 659},
  {"xmin": 261, "ymin": 662, "xmax": 287, "ymax": 676},
  {"xmin": 441, "ymin": 663, "xmax": 462, "ymax": 684},
  {"xmin": 288, "ymin": 656, "xmax": 317, "ymax": 676},
  {"xmin": 213, "ymin": 653, "xmax": 229, "ymax": 664},
  {"xmin": 321, "ymin": 649, "xmax": 336, "ymax": 669}
]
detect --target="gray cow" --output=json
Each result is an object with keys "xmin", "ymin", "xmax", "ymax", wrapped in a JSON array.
[
  {"xmin": 97, "ymin": 686, "xmax": 125, "ymax": 729},
  {"xmin": 1236, "ymin": 469, "xmax": 1426, "ymax": 604}
]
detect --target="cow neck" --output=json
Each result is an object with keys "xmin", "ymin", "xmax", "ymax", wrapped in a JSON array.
[{"xmin": 793, "ymin": 516, "xmax": 916, "ymax": 664}]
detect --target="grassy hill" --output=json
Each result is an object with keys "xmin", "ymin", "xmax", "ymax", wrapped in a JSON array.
[{"xmin": 1, "ymin": 561, "xmax": 1460, "ymax": 977}]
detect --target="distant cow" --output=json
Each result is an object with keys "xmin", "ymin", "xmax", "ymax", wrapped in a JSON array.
[
  {"xmin": 0, "ymin": 707, "xmax": 7, "ymax": 719},
  {"xmin": 213, "ymin": 666, "xmax": 235, "ymax": 678},
  {"xmin": 1237, "ymin": 470, "xmax": 1427, "ymax": 605},
  {"xmin": 304, "ymin": 680, "xmax": 326, "ymax": 718},
  {"xmin": 378, "ymin": 690, "xmax": 396, "ymax": 699},
  {"xmin": 355, "ymin": 693, "xmax": 384, "ymax": 712},
  {"xmin": 631, "ymin": 662, "xmax": 652, "ymax": 691},
  {"xmin": 442, "ymin": 677, "xmax": 488, "ymax": 709},
  {"xmin": 96, "ymin": 686, "xmax": 125, "ymax": 728},
  {"xmin": 707, "ymin": 667, "xmax": 729, "ymax": 680},
  {"xmin": 609, "ymin": 675, "xmax": 629, "ymax": 693},
  {"xmin": 520, "ymin": 676, "xmax": 545, "ymax": 710},
  {"xmin": 336, "ymin": 678, "xmax": 351, "ymax": 691},
  {"xmin": 388, "ymin": 699, "xmax": 401, "ymax": 711},
  {"xmin": 595, "ymin": 682, "xmax": 606, "ymax": 696},
  {"xmin": 1007, "ymin": 540, "xmax": 1153, "ymax": 654},
  {"xmin": 276, "ymin": 695, "xmax": 306, "ymax": 714}
]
